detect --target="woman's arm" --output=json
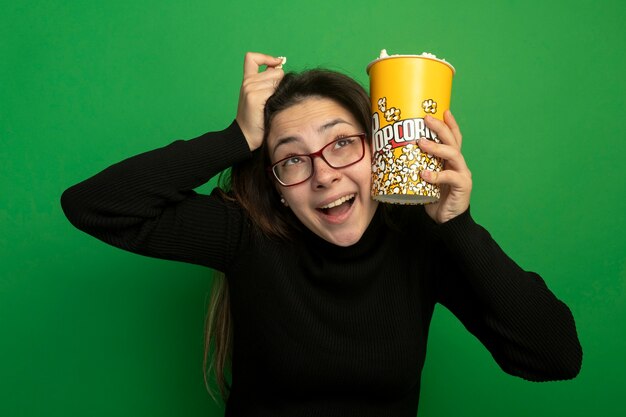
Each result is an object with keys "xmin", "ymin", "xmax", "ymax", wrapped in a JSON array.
[
  {"xmin": 60, "ymin": 122, "xmax": 250, "ymax": 271},
  {"xmin": 61, "ymin": 52, "xmax": 285, "ymax": 271},
  {"xmin": 430, "ymin": 208, "xmax": 583, "ymax": 381},
  {"xmin": 417, "ymin": 110, "xmax": 581, "ymax": 380}
]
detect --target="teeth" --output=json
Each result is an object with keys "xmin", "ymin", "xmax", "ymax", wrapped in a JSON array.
[{"xmin": 319, "ymin": 194, "xmax": 355, "ymax": 209}]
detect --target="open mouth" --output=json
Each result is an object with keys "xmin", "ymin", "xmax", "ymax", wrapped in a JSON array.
[{"xmin": 317, "ymin": 194, "xmax": 356, "ymax": 217}]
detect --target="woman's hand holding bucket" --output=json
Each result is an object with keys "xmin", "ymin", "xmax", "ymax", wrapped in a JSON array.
[{"xmin": 419, "ymin": 111, "xmax": 472, "ymax": 224}]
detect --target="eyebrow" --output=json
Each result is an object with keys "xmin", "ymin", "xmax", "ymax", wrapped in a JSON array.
[{"xmin": 271, "ymin": 118, "xmax": 354, "ymax": 157}]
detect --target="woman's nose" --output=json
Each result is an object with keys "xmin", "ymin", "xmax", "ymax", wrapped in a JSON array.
[{"xmin": 310, "ymin": 156, "xmax": 341, "ymax": 188}]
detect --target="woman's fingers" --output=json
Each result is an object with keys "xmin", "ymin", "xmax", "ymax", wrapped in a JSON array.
[
  {"xmin": 241, "ymin": 51, "xmax": 285, "ymax": 92},
  {"xmin": 241, "ymin": 52, "xmax": 285, "ymax": 92},
  {"xmin": 420, "ymin": 110, "xmax": 471, "ymax": 224},
  {"xmin": 418, "ymin": 137, "xmax": 469, "ymax": 172},
  {"xmin": 243, "ymin": 52, "xmax": 284, "ymax": 76},
  {"xmin": 242, "ymin": 67, "xmax": 284, "ymax": 91},
  {"xmin": 443, "ymin": 110, "xmax": 463, "ymax": 148},
  {"xmin": 420, "ymin": 168, "xmax": 471, "ymax": 190},
  {"xmin": 424, "ymin": 112, "xmax": 462, "ymax": 149}
]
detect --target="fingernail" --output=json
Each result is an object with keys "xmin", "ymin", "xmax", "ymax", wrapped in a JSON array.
[{"xmin": 418, "ymin": 138, "xmax": 428, "ymax": 146}]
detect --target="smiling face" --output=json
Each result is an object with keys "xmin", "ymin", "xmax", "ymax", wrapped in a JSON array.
[{"xmin": 267, "ymin": 97, "xmax": 379, "ymax": 247}]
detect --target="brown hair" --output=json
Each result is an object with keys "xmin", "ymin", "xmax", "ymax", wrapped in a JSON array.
[{"xmin": 204, "ymin": 69, "xmax": 372, "ymax": 403}]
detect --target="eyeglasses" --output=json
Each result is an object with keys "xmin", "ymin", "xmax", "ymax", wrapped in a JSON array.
[{"xmin": 269, "ymin": 133, "xmax": 367, "ymax": 187}]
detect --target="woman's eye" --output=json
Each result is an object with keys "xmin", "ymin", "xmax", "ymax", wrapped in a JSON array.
[
  {"xmin": 282, "ymin": 156, "xmax": 303, "ymax": 166},
  {"xmin": 334, "ymin": 137, "xmax": 355, "ymax": 149}
]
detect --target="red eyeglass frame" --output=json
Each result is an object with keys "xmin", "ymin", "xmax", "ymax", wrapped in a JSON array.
[{"xmin": 267, "ymin": 133, "xmax": 367, "ymax": 187}]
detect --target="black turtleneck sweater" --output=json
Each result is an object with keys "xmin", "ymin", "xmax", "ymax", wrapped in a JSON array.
[{"xmin": 60, "ymin": 121, "xmax": 582, "ymax": 416}]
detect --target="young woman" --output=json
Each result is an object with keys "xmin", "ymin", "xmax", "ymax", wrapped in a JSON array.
[{"xmin": 61, "ymin": 52, "xmax": 582, "ymax": 416}]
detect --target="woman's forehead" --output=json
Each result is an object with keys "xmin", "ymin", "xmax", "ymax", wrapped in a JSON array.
[{"xmin": 267, "ymin": 98, "xmax": 358, "ymax": 145}]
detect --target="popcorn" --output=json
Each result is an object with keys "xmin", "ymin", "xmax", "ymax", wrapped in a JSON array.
[
  {"xmin": 422, "ymin": 99, "xmax": 437, "ymax": 114},
  {"xmin": 276, "ymin": 56, "xmax": 287, "ymax": 69},
  {"xmin": 371, "ymin": 144, "xmax": 443, "ymax": 201},
  {"xmin": 377, "ymin": 97, "xmax": 387, "ymax": 113},
  {"xmin": 384, "ymin": 107, "xmax": 401, "ymax": 122},
  {"xmin": 370, "ymin": 49, "xmax": 455, "ymax": 75}
]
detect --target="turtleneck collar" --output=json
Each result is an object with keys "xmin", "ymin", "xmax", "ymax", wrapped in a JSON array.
[{"xmin": 297, "ymin": 205, "xmax": 387, "ymax": 261}]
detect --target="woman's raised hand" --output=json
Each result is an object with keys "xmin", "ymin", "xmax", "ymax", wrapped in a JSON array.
[
  {"xmin": 419, "ymin": 111, "xmax": 473, "ymax": 224},
  {"xmin": 235, "ymin": 52, "xmax": 285, "ymax": 151}
]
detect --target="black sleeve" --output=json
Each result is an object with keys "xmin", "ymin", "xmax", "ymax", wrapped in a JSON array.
[
  {"xmin": 60, "ymin": 120, "xmax": 251, "ymax": 272},
  {"xmin": 429, "ymin": 208, "xmax": 582, "ymax": 381}
]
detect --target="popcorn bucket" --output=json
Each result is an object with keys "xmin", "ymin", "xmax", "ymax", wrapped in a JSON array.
[{"xmin": 366, "ymin": 50, "xmax": 455, "ymax": 204}]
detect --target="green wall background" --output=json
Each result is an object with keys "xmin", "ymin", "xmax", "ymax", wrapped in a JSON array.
[{"xmin": 2, "ymin": 0, "xmax": 624, "ymax": 416}]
